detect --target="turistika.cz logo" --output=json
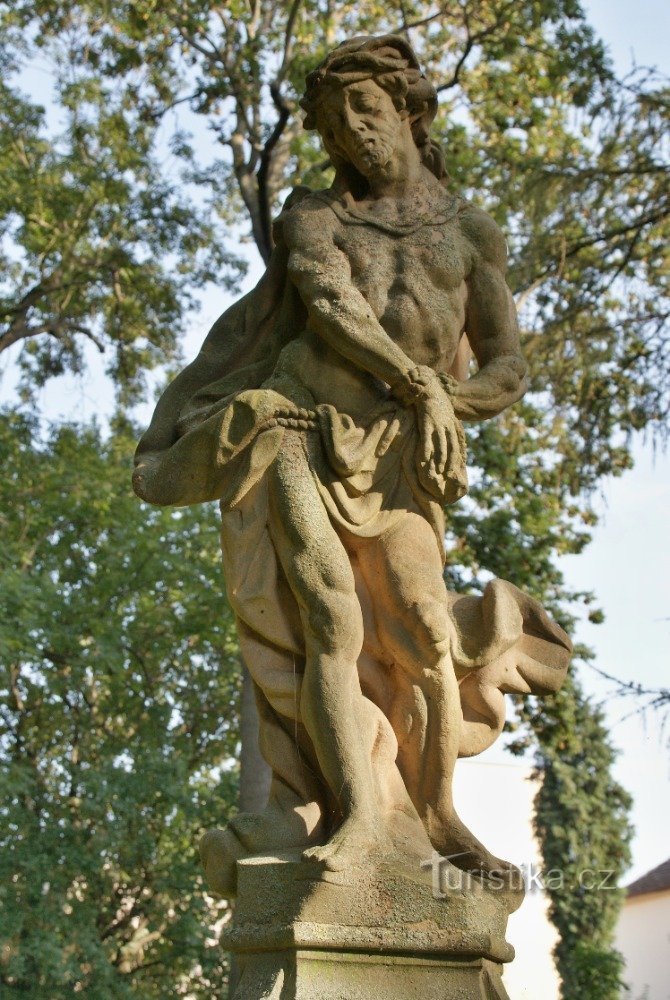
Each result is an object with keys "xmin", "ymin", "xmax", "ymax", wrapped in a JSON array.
[{"xmin": 420, "ymin": 851, "xmax": 617, "ymax": 898}]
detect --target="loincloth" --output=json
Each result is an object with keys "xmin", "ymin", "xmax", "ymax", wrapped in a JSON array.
[
  {"xmin": 154, "ymin": 362, "xmax": 461, "ymax": 562},
  {"xmin": 151, "ymin": 374, "xmax": 572, "ymax": 762}
]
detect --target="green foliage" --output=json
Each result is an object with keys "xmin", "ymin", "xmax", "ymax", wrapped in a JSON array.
[
  {"xmin": 0, "ymin": 12, "xmax": 245, "ymax": 404},
  {"xmin": 452, "ymin": 66, "xmax": 670, "ymax": 490},
  {"xmin": 0, "ymin": 410, "xmax": 239, "ymax": 996},
  {"xmin": 517, "ymin": 675, "xmax": 633, "ymax": 999},
  {"xmin": 446, "ymin": 401, "xmax": 594, "ymax": 608},
  {"xmin": 1, "ymin": 1, "xmax": 662, "ymax": 994}
]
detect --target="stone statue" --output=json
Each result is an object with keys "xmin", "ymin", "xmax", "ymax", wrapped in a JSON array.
[{"xmin": 134, "ymin": 35, "xmax": 571, "ymax": 998}]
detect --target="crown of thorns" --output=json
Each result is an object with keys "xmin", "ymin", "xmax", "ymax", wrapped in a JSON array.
[{"xmin": 300, "ymin": 34, "xmax": 438, "ymax": 146}]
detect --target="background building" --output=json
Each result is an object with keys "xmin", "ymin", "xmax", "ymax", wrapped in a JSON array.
[{"xmin": 616, "ymin": 858, "xmax": 670, "ymax": 1000}]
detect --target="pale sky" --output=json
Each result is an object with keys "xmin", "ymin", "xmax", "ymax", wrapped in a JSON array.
[
  {"xmin": 557, "ymin": 0, "xmax": 670, "ymax": 881},
  {"xmin": 471, "ymin": 1, "xmax": 670, "ymax": 881},
  {"xmin": 0, "ymin": 0, "xmax": 668, "ymax": 883}
]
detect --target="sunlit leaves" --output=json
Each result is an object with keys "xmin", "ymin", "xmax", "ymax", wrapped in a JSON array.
[
  {"xmin": 0, "ymin": 412, "xmax": 238, "ymax": 996},
  {"xmin": 0, "ymin": 13, "xmax": 245, "ymax": 403}
]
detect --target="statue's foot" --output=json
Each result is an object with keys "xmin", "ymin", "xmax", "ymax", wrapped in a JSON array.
[
  {"xmin": 231, "ymin": 808, "xmax": 320, "ymax": 854},
  {"xmin": 200, "ymin": 804, "xmax": 323, "ymax": 897},
  {"xmin": 429, "ymin": 812, "xmax": 521, "ymax": 886},
  {"xmin": 302, "ymin": 813, "xmax": 390, "ymax": 873},
  {"xmin": 199, "ymin": 826, "xmax": 247, "ymax": 897}
]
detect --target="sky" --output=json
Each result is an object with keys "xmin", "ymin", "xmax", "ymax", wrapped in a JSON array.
[
  {"xmin": 473, "ymin": 0, "xmax": 670, "ymax": 882},
  {"xmin": 585, "ymin": 0, "xmax": 670, "ymax": 72},
  {"xmin": 1, "ymin": 0, "xmax": 668, "ymax": 884},
  {"xmin": 554, "ymin": 0, "xmax": 670, "ymax": 881}
]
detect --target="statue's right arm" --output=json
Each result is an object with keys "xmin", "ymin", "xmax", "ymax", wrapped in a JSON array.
[
  {"xmin": 134, "ymin": 349, "xmax": 224, "ymax": 456},
  {"xmin": 135, "ymin": 241, "xmax": 288, "ymax": 457},
  {"xmin": 283, "ymin": 200, "xmax": 417, "ymax": 391}
]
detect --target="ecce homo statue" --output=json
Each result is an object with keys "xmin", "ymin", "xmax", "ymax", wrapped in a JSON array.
[{"xmin": 133, "ymin": 34, "xmax": 571, "ymax": 897}]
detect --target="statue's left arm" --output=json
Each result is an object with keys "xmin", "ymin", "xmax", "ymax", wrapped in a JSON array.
[{"xmin": 450, "ymin": 207, "xmax": 528, "ymax": 421}]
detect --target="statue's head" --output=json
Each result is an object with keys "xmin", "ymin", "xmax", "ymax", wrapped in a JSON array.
[{"xmin": 300, "ymin": 35, "xmax": 444, "ymax": 184}]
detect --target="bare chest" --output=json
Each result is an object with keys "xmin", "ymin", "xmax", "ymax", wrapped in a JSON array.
[
  {"xmin": 330, "ymin": 216, "xmax": 470, "ymax": 367},
  {"xmin": 336, "ymin": 212, "xmax": 467, "ymax": 274},
  {"xmin": 333, "ymin": 219, "xmax": 469, "ymax": 304}
]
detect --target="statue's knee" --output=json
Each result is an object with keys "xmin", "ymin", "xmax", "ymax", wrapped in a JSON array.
[
  {"xmin": 305, "ymin": 591, "xmax": 363, "ymax": 660},
  {"xmin": 412, "ymin": 599, "xmax": 450, "ymax": 667}
]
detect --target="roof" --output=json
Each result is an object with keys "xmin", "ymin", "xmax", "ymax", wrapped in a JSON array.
[{"xmin": 626, "ymin": 858, "xmax": 670, "ymax": 899}]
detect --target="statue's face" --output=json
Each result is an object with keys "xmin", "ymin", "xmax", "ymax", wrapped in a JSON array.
[{"xmin": 315, "ymin": 78, "xmax": 407, "ymax": 178}]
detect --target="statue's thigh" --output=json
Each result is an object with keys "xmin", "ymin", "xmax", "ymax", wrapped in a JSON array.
[
  {"xmin": 373, "ymin": 512, "xmax": 446, "ymax": 607},
  {"xmin": 361, "ymin": 513, "xmax": 450, "ymax": 669},
  {"xmin": 267, "ymin": 434, "xmax": 359, "ymax": 632}
]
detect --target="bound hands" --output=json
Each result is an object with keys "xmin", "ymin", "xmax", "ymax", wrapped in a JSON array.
[{"xmin": 391, "ymin": 365, "xmax": 467, "ymax": 503}]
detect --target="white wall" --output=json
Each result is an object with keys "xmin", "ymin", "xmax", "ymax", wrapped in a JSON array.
[
  {"xmin": 454, "ymin": 759, "xmax": 560, "ymax": 999},
  {"xmin": 616, "ymin": 892, "xmax": 670, "ymax": 1000}
]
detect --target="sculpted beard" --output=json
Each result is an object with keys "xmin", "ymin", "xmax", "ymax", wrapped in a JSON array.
[
  {"xmin": 349, "ymin": 112, "xmax": 400, "ymax": 173},
  {"xmin": 318, "ymin": 93, "xmax": 402, "ymax": 175}
]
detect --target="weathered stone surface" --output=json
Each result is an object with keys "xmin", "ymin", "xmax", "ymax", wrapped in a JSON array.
[
  {"xmin": 231, "ymin": 951, "xmax": 509, "ymax": 1000},
  {"xmin": 224, "ymin": 853, "xmax": 519, "ymax": 998},
  {"xmin": 134, "ymin": 31, "xmax": 572, "ymax": 994}
]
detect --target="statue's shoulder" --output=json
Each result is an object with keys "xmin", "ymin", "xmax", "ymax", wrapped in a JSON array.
[
  {"xmin": 454, "ymin": 198, "xmax": 508, "ymax": 269},
  {"xmin": 278, "ymin": 185, "xmax": 339, "ymax": 218},
  {"xmin": 273, "ymin": 186, "xmax": 337, "ymax": 245}
]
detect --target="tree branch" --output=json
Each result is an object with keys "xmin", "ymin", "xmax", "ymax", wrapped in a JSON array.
[
  {"xmin": 402, "ymin": 6, "xmax": 447, "ymax": 33},
  {"xmin": 253, "ymin": 0, "xmax": 303, "ymax": 261},
  {"xmin": 436, "ymin": 2, "xmax": 516, "ymax": 93},
  {"xmin": 278, "ymin": 0, "xmax": 302, "ymax": 83},
  {"xmin": 516, "ymin": 204, "xmax": 669, "ymax": 295}
]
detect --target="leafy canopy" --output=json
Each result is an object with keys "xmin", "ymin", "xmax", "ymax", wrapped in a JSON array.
[
  {"xmin": 0, "ymin": 412, "xmax": 238, "ymax": 996},
  {"xmin": 0, "ymin": 13, "xmax": 245, "ymax": 404}
]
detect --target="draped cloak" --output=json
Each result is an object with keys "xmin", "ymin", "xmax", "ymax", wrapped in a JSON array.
[{"xmin": 134, "ymin": 189, "xmax": 571, "ymax": 849}]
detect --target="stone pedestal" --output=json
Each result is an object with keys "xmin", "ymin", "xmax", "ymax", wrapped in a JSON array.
[{"xmin": 223, "ymin": 852, "xmax": 521, "ymax": 999}]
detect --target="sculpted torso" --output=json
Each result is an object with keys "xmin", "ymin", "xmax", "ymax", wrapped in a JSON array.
[
  {"xmin": 281, "ymin": 191, "xmax": 501, "ymax": 418},
  {"xmin": 334, "ymin": 213, "xmax": 468, "ymax": 367},
  {"xmin": 281, "ymin": 209, "xmax": 525, "ymax": 431},
  {"xmin": 273, "ymin": 70, "xmax": 528, "ymax": 427}
]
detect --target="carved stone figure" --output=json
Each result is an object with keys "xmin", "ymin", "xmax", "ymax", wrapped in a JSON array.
[{"xmin": 134, "ymin": 34, "xmax": 571, "ymax": 997}]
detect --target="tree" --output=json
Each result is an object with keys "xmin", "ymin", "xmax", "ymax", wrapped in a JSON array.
[
  {"xmin": 2, "ymin": 1, "xmax": 665, "ymax": 995},
  {"xmin": 0, "ymin": 14, "xmax": 245, "ymax": 404},
  {"xmin": 516, "ymin": 675, "xmax": 633, "ymax": 1000},
  {"xmin": 0, "ymin": 411, "xmax": 239, "ymax": 996},
  {"xmin": 7, "ymin": 1, "xmax": 665, "ymax": 462}
]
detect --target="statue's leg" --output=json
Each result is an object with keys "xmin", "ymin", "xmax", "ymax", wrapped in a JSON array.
[
  {"xmin": 267, "ymin": 432, "xmax": 391, "ymax": 872},
  {"xmin": 199, "ymin": 626, "xmax": 326, "ymax": 897},
  {"xmin": 231, "ymin": 622, "xmax": 326, "ymax": 851},
  {"xmin": 356, "ymin": 512, "xmax": 512, "ymax": 877}
]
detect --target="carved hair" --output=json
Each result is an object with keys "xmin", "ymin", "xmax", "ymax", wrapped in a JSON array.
[{"xmin": 300, "ymin": 34, "xmax": 446, "ymax": 180}]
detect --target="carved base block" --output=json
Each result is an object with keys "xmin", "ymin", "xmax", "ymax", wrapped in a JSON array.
[
  {"xmin": 223, "ymin": 852, "xmax": 520, "ymax": 999},
  {"xmin": 231, "ymin": 949, "xmax": 509, "ymax": 999}
]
